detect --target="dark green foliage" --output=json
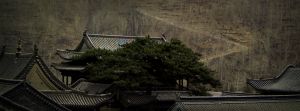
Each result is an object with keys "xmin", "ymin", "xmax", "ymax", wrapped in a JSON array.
[{"xmin": 72, "ymin": 38, "xmax": 219, "ymax": 91}]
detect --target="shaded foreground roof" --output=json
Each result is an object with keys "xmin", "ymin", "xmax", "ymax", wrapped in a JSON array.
[
  {"xmin": 56, "ymin": 32, "xmax": 166, "ymax": 60},
  {"xmin": 42, "ymin": 90, "xmax": 112, "ymax": 110},
  {"xmin": 71, "ymin": 78, "xmax": 112, "ymax": 94},
  {"xmin": 0, "ymin": 79, "xmax": 70, "ymax": 111},
  {"xmin": 247, "ymin": 65, "xmax": 300, "ymax": 93},
  {"xmin": 0, "ymin": 96, "xmax": 32, "ymax": 111},
  {"xmin": 169, "ymin": 95, "xmax": 300, "ymax": 111}
]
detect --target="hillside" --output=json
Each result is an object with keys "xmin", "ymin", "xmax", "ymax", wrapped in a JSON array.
[{"xmin": 0, "ymin": 0, "xmax": 299, "ymax": 92}]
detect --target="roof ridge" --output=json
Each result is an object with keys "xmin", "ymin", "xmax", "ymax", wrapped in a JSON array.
[
  {"xmin": 178, "ymin": 100, "xmax": 300, "ymax": 105},
  {"xmin": 179, "ymin": 94, "xmax": 300, "ymax": 101},
  {"xmin": 51, "ymin": 63, "xmax": 86, "ymax": 71},
  {"xmin": 0, "ymin": 78, "xmax": 24, "ymax": 95},
  {"xmin": 13, "ymin": 53, "xmax": 35, "ymax": 79},
  {"xmin": 87, "ymin": 33, "xmax": 164, "ymax": 39},
  {"xmin": 84, "ymin": 34, "xmax": 96, "ymax": 48},
  {"xmin": 247, "ymin": 65, "xmax": 296, "ymax": 81},
  {"xmin": 42, "ymin": 90, "xmax": 112, "ymax": 97},
  {"xmin": 84, "ymin": 33, "xmax": 166, "ymax": 50},
  {"xmin": 0, "ymin": 78, "xmax": 24, "ymax": 83},
  {"xmin": 3, "ymin": 52, "xmax": 33, "ymax": 55},
  {"xmin": 275, "ymin": 64, "xmax": 296, "ymax": 79}
]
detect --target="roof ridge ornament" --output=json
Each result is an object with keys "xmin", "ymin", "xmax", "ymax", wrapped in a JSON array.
[
  {"xmin": 0, "ymin": 45, "xmax": 6, "ymax": 57},
  {"xmin": 34, "ymin": 44, "xmax": 38, "ymax": 56},
  {"xmin": 161, "ymin": 33, "xmax": 167, "ymax": 42},
  {"xmin": 16, "ymin": 37, "xmax": 22, "ymax": 57},
  {"xmin": 146, "ymin": 34, "xmax": 150, "ymax": 38},
  {"xmin": 83, "ymin": 30, "xmax": 88, "ymax": 37}
]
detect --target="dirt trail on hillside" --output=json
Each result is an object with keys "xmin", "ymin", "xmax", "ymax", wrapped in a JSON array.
[{"xmin": 137, "ymin": 9, "xmax": 250, "ymax": 62}]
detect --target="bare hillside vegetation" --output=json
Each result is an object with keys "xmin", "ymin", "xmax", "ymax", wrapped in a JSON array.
[{"xmin": 0, "ymin": 0, "xmax": 299, "ymax": 92}]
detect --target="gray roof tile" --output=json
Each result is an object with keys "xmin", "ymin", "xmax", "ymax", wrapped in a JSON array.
[
  {"xmin": 71, "ymin": 79, "xmax": 112, "ymax": 94},
  {"xmin": 56, "ymin": 33, "xmax": 166, "ymax": 60},
  {"xmin": 121, "ymin": 93, "xmax": 157, "ymax": 107},
  {"xmin": 52, "ymin": 63, "xmax": 86, "ymax": 71},
  {"xmin": 0, "ymin": 52, "xmax": 70, "ymax": 90},
  {"xmin": 86, "ymin": 34, "xmax": 166, "ymax": 50},
  {"xmin": 171, "ymin": 95, "xmax": 300, "ymax": 111},
  {"xmin": 56, "ymin": 50, "xmax": 82, "ymax": 60},
  {"xmin": 0, "ymin": 79, "xmax": 71, "ymax": 111},
  {"xmin": 247, "ymin": 65, "xmax": 300, "ymax": 93},
  {"xmin": 42, "ymin": 90, "xmax": 111, "ymax": 108},
  {"xmin": 0, "ymin": 96, "xmax": 33, "ymax": 111}
]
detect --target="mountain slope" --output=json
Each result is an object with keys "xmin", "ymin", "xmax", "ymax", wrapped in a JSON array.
[{"xmin": 0, "ymin": 0, "xmax": 299, "ymax": 91}]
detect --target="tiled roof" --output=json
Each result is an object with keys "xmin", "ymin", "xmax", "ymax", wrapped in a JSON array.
[
  {"xmin": 0, "ymin": 96, "xmax": 33, "ymax": 111},
  {"xmin": 52, "ymin": 63, "xmax": 86, "ymax": 71},
  {"xmin": 0, "ymin": 79, "xmax": 22, "ymax": 95},
  {"xmin": 169, "ymin": 95, "xmax": 300, "ymax": 111},
  {"xmin": 221, "ymin": 91, "xmax": 258, "ymax": 96},
  {"xmin": 0, "ymin": 53, "xmax": 33, "ymax": 79},
  {"xmin": 56, "ymin": 49, "xmax": 82, "ymax": 60},
  {"xmin": 35, "ymin": 56, "xmax": 71, "ymax": 90},
  {"xmin": 85, "ymin": 34, "xmax": 166, "ymax": 50},
  {"xmin": 247, "ymin": 65, "xmax": 300, "ymax": 93},
  {"xmin": 120, "ymin": 92, "xmax": 157, "ymax": 107},
  {"xmin": 0, "ymin": 52, "xmax": 70, "ymax": 90},
  {"xmin": 56, "ymin": 33, "xmax": 166, "ymax": 60},
  {"xmin": 71, "ymin": 78, "xmax": 112, "ymax": 94},
  {"xmin": 42, "ymin": 90, "xmax": 112, "ymax": 109},
  {"xmin": 179, "ymin": 95, "xmax": 300, "ymax": 101},
  {"xmin": 0, "ymin": 79, "xmax": 71, "ymax": 111}
]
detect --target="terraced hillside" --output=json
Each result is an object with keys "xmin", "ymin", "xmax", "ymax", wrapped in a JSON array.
[{"xmin": 0, "ymin": 0, "xmax": 299, "ymax": 92}]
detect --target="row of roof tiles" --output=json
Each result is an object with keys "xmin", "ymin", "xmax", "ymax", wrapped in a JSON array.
[
  {"xmin": 0, "ymin": 78, "xmax": 70, "ymax": 111},
  {"xmin": 56, "ymin": 32, "xmax": 167, "ymax": 61},
  {"xmin": 42, "ymin": 90, "xmax": 111, "ymax": 109},
  {"xmin": 169, "ymin": 95, "xmax": 300, "ymax": 111},
  {"xmin": 247, "ymin": 65, "xmax": 300, "ymax": 94}
]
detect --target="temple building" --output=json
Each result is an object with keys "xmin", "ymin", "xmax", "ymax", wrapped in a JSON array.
[
  {"xmin": 0, "ymin": 44, "xmax": 70, "ymax": 90},
  {"xmin": 247, "ymin": 65, "xmax": 300, "ymax": 94},
  {"xmin": 0, "ymin": 41, "xmax": 115, "ymax": 111},
  {"xmin": 4, "ymin": 32, "xmax": 300, "ymax": 111},
  {"xmin": 166, "ymin": 64, "xmax": 300, "ymax": 111},
  {"xmin": 0, "ymin": 78, "xmax": 70, "ymax": 111},
  {"xmin": 169, "ymin": 95, "xmax": 300, "ymax": 111},
  {"xmin": 53, "ymin": 31, "xmax": 166, "ymax": 84}
]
